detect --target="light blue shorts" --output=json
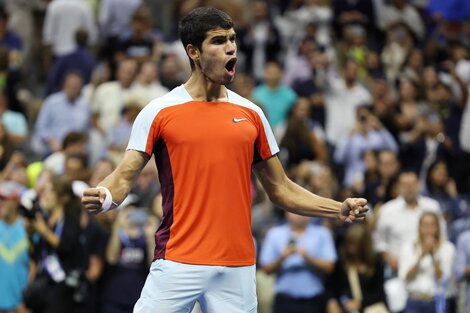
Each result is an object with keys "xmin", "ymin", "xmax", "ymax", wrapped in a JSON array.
[{"xmin": 133, "ymin": 259, "xmax": 257, "ymax": 313}]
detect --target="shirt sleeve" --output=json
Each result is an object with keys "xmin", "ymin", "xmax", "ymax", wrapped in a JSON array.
[
  {"xmin": 253, "ymin": 108, "xmax": 279, "ymax": 163},
  {"xmin": 454, "ymin": 233, "xmax": 469, "ymax": 281},
  {"xmin": 126, "ymin": 104, "xmax": 161, "ymax": 156}
]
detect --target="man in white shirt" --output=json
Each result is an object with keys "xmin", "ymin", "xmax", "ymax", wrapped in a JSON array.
[
  {"xmin": 131, "ymin": 61, "xmax": 169, "ymax": 106},
  {"xmin": 43, "ymin": 0, "xmax": 97, "ymax": 57},
  {"xmin": 325, "ymin": 59, "xmax": 372, "ymax": 146},
  {"xmin": 374, "ymin": 171, "xmax": 445, "ymax": 274},
  {"xmin": 92, "ymin": 59, "xmax": 138, "ymax": 134}
]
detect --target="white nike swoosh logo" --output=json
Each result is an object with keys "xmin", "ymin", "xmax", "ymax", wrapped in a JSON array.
[{"xmin": 232, "ymin": 117, "xmax": 247, "ymax": 123}]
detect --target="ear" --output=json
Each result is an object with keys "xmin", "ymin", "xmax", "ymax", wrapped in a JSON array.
[{"xmin": 186, "ymin": 44, "xmax": 200, "ymax": 64}]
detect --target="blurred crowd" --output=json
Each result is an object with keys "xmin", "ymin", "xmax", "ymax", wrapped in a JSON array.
[{"xmin": 0, "ymin": 0, "xmax": 470, "ymax": 313}]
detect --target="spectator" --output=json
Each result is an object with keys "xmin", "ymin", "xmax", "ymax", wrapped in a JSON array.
[
  {"xmin": 0, "ymin": 180, "xmax": 29, "ymax": 313},
  {"xmin": 399, "ymin": 212, "xmax": 456, "ymax": 313},
  {"xmin": 324, "ymin": 59, "xmax": 372, "ymax": 146},
  {"xmin": 334, "ymin": 105, "xmax": 398, "ymax": 187},
  {"xmin": 26, "ymin": 176, "xmax": 87, "ymax": 313},
  {"xmin": 92, "ymin": 59, "xmax": 138, "ymax": 134},
  {"xmin": 42, "ymin": 0, "xmax": 97, "ymax": 66},
  {"xmin": 374, "ymin": 171, "xmax": 445, "ymax": 276},
  {"xmin": 131, "ymin": 61, "xmax": 169, "ymax": 105},
  {"xmin": 0, "ymin": 8, "xmax": 22, "ymax": 54},
  {"xmin": 454, "ymin": 230, "xmax": 470, "ymax": 313},
  {"xmin": 237, "ymin": 0, "xmax": 282, "ymax": 82},
  {"xmin": 106, "ymin": 99, "xmax": 142, "ymax": 165},
  {"xmin": 46, "ymin": 29, "xmax": 97, "ymax": 96},
  {"xmin": 376, "ymin": 0, "xmax": 425, "ymax": 41},
  {"xmin": 99, "ymin": 0, "xmax": 143, "ymax": 73},
  {"xmin": 115, "ymin": 5, "xmax": 160, "ymax": 66},
  {"xmin": 280, "ymin": 97, "xmax": 328, "ymax": 168},
  {"xmin": 330, "ymin": 224, "xmax": 388, "ymax": 313},
  {"xmin": 33, "ymin": 71, "xmax": 91, "ymax": 156},
  {"xmin": 260, "ymin": 211, "xmax": 337, "ymax": 313},
  {"xmin": 252, "ymin": 61, "xmax": 298, "ymax": 140},
  {"xmin": 43, "ymin": 131, "xmax": 88, "ymax": 176},
  {"xmin": 101, "ymin": 207, "xmax": 156, "ymax": 313}
]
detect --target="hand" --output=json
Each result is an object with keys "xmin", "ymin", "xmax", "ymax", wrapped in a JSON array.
[
  {"xmin": 344, "ymin": 299, "xmax": 361, "ymax": 313},
  {"xmin": 82, "ymin": 187, "xmax": 107, "ymax": 215},
  {"xmin": 421, "ymin": 236, "xmax": 436, "ymax": 255},
  {"xmin": 32, "ymin": 213, "xmax": 49, "ymax": 236},
  {"xmin": 340, "ymin": 198, "xmax": 368, "ymax": 223},
  {"xmin": 282, "ymin": 243, "xmax": 297, "ymax": 258},
  {"xmin": 445, "ymin": 179, "xmax": 458, "ymax": 197}
]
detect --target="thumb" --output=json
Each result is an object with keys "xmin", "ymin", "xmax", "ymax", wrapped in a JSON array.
[{"xmin": 99, "ymin": 189, "xmax": 107, "ymax": 204}]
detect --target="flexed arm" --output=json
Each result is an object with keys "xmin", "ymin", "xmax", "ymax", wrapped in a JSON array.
[{"xmin": 82, "ymin": 150, "xmax": 150, "ymax": 214}]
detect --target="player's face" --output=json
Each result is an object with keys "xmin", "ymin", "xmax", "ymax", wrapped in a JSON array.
[{"xmin": 198, "ymin": 28, "xmax": 237, "ymax": 85}]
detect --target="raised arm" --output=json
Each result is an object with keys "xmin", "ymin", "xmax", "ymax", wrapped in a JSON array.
[
  {"xmin": 82, "ymin": 150, "xmax": 150, "ymax": 214},
  {"xmin": 253, "ymin": 156, "xmax": 368, "ymax": 222}
]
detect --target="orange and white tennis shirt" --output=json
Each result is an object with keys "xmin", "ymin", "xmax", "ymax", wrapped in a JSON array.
[{"xmin": 127, "ymin": 85, "xmax": 279, "ymax": 266}]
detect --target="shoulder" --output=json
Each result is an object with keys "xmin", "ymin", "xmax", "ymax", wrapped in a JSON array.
[
  {"xmin": 307, "ymin": 224, "xmax": 333, "ymax": 239},
  {"xmin": 419, "ymin": 196, "xmax": 440, "ymax": 210},
  {"xmin": 265, "ymin": 224, "xmax": 289, "ymax": 239},
  {"xmin": 456, "ymin": 230, "xmax": 470, "ymax": 245},
  {"xmin": 43, "ymin": 92, "xmax": 65, "ymax": 105},
  {"xmin": 227, "ymin": 89, "xmax": 265, "ymax": 116},
  {"xmin": 379, "ymin": 198, "xmax": 402, "ymax": 214},
  {"xmin": 135, "ymin": 85, "xmax": 192, "ymax": 121}
]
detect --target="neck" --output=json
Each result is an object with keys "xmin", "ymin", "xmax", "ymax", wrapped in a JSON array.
[
  {"xmin": 345, "ymin": 79, "xmax": 355, "ymax": 89},
  {"xmin": 405, "ymin": 198, "xmax": 418, "ymax": 208},
  {"xmin": 291, "ymin": 224, "xmax": 306, "ymax": 233},
  {"xmin": 184, "ymin": 72, "xmax": 228, "ymax": 102}
]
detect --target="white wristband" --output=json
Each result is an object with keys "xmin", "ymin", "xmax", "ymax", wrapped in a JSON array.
[{"xmin": 97, "ymin": 186, "xmax": 114, "ymax": 212}]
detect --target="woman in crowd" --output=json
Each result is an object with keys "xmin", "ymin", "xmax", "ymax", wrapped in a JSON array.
[
  {"xmin": 330, "ymin": 223, "xmax": 388, "ymax": 313},
  {"xmin": 399, "ymin": 212, "xmax": 456, "ymax": 313},
  {"xmin": 26, "ymin": 175, "xmax": 86, "ymax": 313}
]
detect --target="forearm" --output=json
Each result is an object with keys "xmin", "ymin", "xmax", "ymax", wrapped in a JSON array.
[
  {"xmin": 272, "ymin": 178, "xmax": 341, "ymax": 218},
  {"xmin": 262, "ymin": 256, "xmax": 287, "ymax": 274},
  {"xmin": 40, "ymin": 228, "xmax": 60, "ymax": 248},
  {"xmin": 303, "ymin": 256, "xmax": 334, "ymax": 273}
]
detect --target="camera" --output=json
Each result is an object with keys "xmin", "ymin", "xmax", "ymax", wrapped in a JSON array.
[{"xmin": 19, "ymin": 189, "xmax": 43, "ymax": 220}]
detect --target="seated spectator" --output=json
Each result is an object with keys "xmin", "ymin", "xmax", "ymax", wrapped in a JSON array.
[
  {"xmin": 0, "ymin": 8, "xmax": 22, "ymax": 57},
  {"xmin": 399, "ymin": 212, "xmax": 456, "ymax": 313},
  {"xmin": 115, "ymin": 5, "xmax": 159, "ymax": 66},
  {"xmin": 330, "ymin": 224, "xmax": 388, "ymax": 313},
  {"xmin": 280, "ymin": 97, "xmax": 328, "ymax": 169},
  {"xmin": 92, "ymin": 59, "xmax": 138, "ymax": 134},
  {"xmin": 106, "ymin": 99, "xmax": 142, "ymax": 165},
  {"xmin": 334, "ymin": 105, "xmax": 398, "ymax": 187},
  {"xmin": 131, "ymin": 61, "xmax": 169, "ymax": 105},
  {"xmin": 43, "ymin": 131, "xmax": 88, "ymax": 176},
  {"xmin": 260, "ymin": 211, "xmax": 337, "ymax": 313},
  {"xmin": 46, "ymin": 29, "xmax": 96, "ymax": 96},
  {"xmin": 33, "ymin": 71, "xmax": 91, "ymax": 157},
  {"xmin": 374, "ymin": 171, "xmax": 445, "ymax": 277}
]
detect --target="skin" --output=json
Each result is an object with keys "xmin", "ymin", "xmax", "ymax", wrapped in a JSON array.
[{"xmin": 82, "ymin": 27, "xmax": 368, "ymax": 229}]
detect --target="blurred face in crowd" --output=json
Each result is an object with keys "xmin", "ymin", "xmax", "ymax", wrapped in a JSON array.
[
  {"xmin": 399, "ymin": 78, "xmax": 416, "ymax": 101},
  {"xmin": 117, "ymin": 59, "xmax": 138, "ymax": 88},
  {"xmin": 407, "ymin": 49, "xmax": 424, "ymax": 70},
  {"xmin": 264, "ymin": 62, "xmax": 282, "ymax": 88},
  {"xmin": 423, "ymin": 66, "xmax": 438, "ymax": 88},
  {"xmin": 344, "ymin": 60, "xmax": 359, "ymax": 83},
  {"xmin": 0, "ymin": 195, "xmax": 19, "ymax": 221},
  {"xmin": 39, "ymin": 181, "xmax": 61, "ymax": 212},
  {"xmin": 419, "ymin": 212, "xmax": 440, "ymax": 241},
  {"xmin": 89, "ymin": 159, "xmax": 114, "ymax": 187},
  {"xmin": 429, "ymin": 161, "xmax": 449, "ymax": 188},
  {"xmin": 292, "ymin": 98, "xmax": 310, "ymax": 120},
  {"xmin": 139, "ymin": 61, "xmax": 158, "ymax": 84},
  {"xmin": 252, "ymin": 0, "xmax": 268, "ymax": 21},
  {"xmin": 64, "ymin": 73, "xmax": 83, "ymax": 101},
  {"xmin": 363, "ymin": 150, "xmax": 378, "ymax": 173},
  {"xmin": 379, "ymin": 151, "xmax": 399, "ymax": 179},
  {"xmin": 398, "ymin": 172, "xmax": 420, "ymax": 204}
]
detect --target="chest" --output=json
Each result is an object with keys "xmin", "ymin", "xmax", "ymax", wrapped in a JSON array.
[{"xmin": 160, "ymin": 104, "xmax": 259, "ymax": 150}]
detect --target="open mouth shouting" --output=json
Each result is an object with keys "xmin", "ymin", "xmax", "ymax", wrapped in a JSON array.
[{"xmin": 225, "ymin": 57, "xmax": 237, "ymax": 77}]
